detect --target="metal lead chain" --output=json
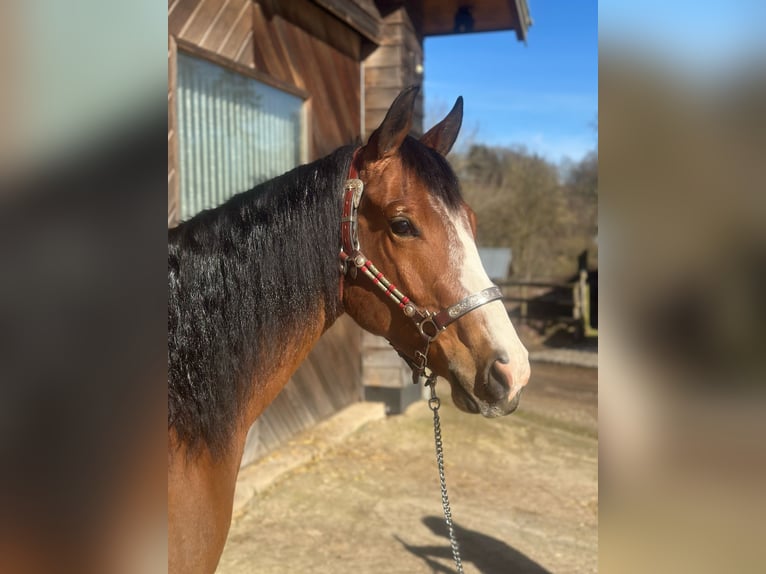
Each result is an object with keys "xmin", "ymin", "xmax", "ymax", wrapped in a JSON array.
[{"xmin": 426, "ymin": 378, "xmax": 465, "ymax": 574}]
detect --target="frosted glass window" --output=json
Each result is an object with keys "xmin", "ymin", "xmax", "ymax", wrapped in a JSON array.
[{"xmin": 176, "ymin": 53, "xmax": 303, "ymax": 220}]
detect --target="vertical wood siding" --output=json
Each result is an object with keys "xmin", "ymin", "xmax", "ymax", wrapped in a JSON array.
[{"xmin": 363, "ymin": 6, "xmax": 424, "ymax": 139}]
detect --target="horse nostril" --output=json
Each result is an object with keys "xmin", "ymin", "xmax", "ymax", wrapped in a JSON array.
[{"xmin": 488, "ymin": 359, "xmax": 512, "ymax": 402}]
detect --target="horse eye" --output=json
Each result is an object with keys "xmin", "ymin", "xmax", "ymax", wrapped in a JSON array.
[{"xmin": 390, "ymin": 217, "xmax": 417, "ymax": 237}]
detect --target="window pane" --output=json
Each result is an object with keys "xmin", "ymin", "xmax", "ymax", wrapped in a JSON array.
[{"xmin": 176, "ymin": 53, "xmax": 303, "ymax": 220}]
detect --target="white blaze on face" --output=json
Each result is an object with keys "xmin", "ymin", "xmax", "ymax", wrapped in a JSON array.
[{"xmin": 448, "ymin": 208, "xmax": 531, "ymax": 395}]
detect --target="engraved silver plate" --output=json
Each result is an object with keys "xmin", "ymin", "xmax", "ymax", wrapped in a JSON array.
[{"xmin": 446, "ymin": 286, "xmax": 502, "ymax": 318}]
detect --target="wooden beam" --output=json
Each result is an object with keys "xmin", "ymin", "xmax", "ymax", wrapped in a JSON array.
[{"xmin": 312, "ymin": 0, "xmax": 382, "ymax": 44}]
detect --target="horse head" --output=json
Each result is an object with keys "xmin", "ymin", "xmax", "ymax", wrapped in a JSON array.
[{"xmin": 342, "ymin": 86, "xmax": 530, "ymax": 417}]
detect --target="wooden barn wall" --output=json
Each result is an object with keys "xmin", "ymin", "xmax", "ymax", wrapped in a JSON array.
[
  {"xmin": 363, "ymin": 5, "xmax": 424, "ymax": 140},
  {"xmin": 168, "ymin": 0, "xmax": 365, "ymax": 465}
]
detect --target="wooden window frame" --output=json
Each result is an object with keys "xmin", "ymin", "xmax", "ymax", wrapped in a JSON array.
[{"xmin": 175, "ymin": 38, "xmax": 309, "ymax": 101}]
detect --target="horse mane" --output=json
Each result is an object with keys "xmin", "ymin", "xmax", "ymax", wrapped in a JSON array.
[
  {"xmin": 168, "ymin": 145, "xmax": 354, "ymax": 456},
  {"xmin": 167, "ymin": 137, "xmax": 464, "ymax": 457}
]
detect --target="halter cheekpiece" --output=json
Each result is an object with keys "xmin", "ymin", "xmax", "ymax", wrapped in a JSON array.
[{"xmin": 339, "ymin": 149, "xmax": 503, "ymax": 384}]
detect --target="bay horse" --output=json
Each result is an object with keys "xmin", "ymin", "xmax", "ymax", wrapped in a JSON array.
[{"xmin": 168, "ymin": 86, "xmax": 530, "ymax": 574}]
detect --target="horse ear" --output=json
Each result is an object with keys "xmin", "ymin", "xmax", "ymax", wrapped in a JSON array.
[
  {"xmin": 365, "ymin": 86, "xmax": 420, "ymax": 160},
  {"xmin": 420, "ymin": 96, "xmax": 463, "ymax": 156}
]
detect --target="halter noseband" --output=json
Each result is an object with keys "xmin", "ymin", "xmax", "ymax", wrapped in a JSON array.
[{"xmin": 339, "ymin": 149, "xmax": 503, "ymax": 384}]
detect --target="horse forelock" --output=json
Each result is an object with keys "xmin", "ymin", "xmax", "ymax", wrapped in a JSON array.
[{"xmin": 398, "ymin": 136, "xmax": 462, "ymax": 211}]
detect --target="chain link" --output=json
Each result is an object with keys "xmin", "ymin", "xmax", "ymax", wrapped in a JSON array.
[{"xmin": 426, "ymin": 377, "xmax": 465, "ymax": 574}]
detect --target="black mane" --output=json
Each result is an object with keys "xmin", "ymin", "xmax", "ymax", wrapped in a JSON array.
[
  {"xmin": 168, "ymin": 146, "xmax": 354, "ymax": 456},
  {"xmin": 167, "ymin": 138, "xmax": 463, "ymax": 457}
]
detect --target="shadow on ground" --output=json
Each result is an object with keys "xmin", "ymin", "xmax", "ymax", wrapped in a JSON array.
[{"xmin": 396, "ymin": 516, "xmax": 552, "ymax": 574}]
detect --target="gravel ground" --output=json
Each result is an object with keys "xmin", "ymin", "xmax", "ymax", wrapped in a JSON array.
[{"xmin": 218, "ymin": 363, "xmax": 597, "ymax": 574}]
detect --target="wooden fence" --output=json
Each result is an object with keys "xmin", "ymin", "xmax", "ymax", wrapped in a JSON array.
[{"xmin": 498, "ymin": 269, "xmax": 597, "ymax": 337}]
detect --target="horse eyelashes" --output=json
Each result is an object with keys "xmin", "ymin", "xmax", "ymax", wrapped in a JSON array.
[{"xmin": 390, "ymin": 218, "xmax": 418, "ymax": 237}]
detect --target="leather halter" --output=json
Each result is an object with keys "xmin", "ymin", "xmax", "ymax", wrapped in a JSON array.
[{"xmin": 339, "ymin": 149, "xmax": 503, "ymax": 384}]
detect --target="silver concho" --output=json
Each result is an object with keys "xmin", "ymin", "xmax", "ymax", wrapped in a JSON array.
[{"xmin": 345, "ymin": 179, "xmax": 364, "ymax": 207}]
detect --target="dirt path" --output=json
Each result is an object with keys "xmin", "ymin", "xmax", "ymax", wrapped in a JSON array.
[{"xmin": 218, "ymin": 363, "xmax": 597, "ymax": 574}]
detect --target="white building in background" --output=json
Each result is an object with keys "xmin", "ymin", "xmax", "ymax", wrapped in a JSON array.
[{"xmin": 478, "ymin": 248, "xmax": 513, "ymax": 280}]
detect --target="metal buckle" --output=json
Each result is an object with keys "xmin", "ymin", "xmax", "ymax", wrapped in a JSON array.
[
  {"xmin": 412, "ymin": 348, "xmax": 429, "ymax": 385},
  {"xmin": 414, "ymin": 349, "xmax": 428, "ymax": 370},
  {"xmin": 417, "ymin": 315, "xmax": 441, "ymax": 341}
]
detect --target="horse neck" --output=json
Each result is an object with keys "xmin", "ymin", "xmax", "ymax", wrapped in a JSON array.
[
  {"xmin": 224, "ymin": 153, "xmax": 349, "ymax": 332},
  {"xmin": 229, "ymin": 156, "xmax": 351, "ymax": 423},
  {"xmin": 168, "ymin": 146, "xmax": 353, "ymax": 457}
]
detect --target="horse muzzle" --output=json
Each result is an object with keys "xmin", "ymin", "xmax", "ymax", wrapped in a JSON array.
[{"xmin": 451, "ymin": 355, "xmax": 530, "ymax": 417}]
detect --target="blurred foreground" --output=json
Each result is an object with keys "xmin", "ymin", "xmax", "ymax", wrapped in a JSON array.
[
  {"xmin": 0, "ymin": 2, "xmax": 167, "ymax": 573},
  {"xmin": 600, "ymin": 2, "xmax": 766, "ymax": 570}
]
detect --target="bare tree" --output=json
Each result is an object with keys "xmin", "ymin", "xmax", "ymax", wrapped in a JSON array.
[{"xmin": 458, "ymin": 145, "xmax": 597, "ymax": 280}]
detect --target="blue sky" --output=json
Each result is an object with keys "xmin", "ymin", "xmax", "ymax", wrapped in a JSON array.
[{"xmin": 424, "ymin": 1, "xmax": 598, "ymax": 164}]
